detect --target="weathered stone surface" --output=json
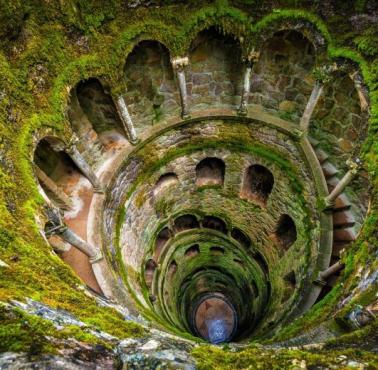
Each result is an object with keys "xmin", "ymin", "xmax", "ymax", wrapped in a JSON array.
[
  {"xmin": 279, "ymin": 100, "xmax": 297, "ymax": 113},
  {"xmin": 0, "ymin": 352, "xmax": 115, "ymax": 370},
  {"xmin": 117, "ymin": 333, "xmax": 196, "ymax": 369},
  {"xmin": 338, "ymin": 138, "xmax": 353, "ymax": 153}
]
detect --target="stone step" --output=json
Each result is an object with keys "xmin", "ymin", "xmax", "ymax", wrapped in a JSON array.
[
  {"xmin": 308, "ymin": 136, "xmax": 320, "ymax": 148},
  {"xmin": 332, "ymin": 242, "xmax": 349, "ymax": 257},
  {"xmin": 321, "ymin": 162, "xmax": 339, "ymax": 178},
  {"xmin": 333, "ymin": 227, "xmax": 357, "ymax": 242},
  {"xmin": 333, "ymin": 194, "xmax": 352, "ymax": 211},
  {"xmin": 333, "ymin": 210, "xmax": 355, "ymax": 228},
  {"xmin": 315, "ymin": 149, "xmax": 329, "ymax": 164},
  {"xmin": 326, "ymin": 175, "xmax": 339, "ymax": 192}
]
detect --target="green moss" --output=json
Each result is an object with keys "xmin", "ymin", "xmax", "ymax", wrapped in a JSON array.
[
  {"xmin": 0, "ymin": 303, "xmax": 119, "ymax": 353},
  {"xmin": 0, "ymin": 304, "xmax": 57, "ymax": 354},
  {"xmin": 353, "ymin": 28, "xmax": 378, "ymax": 58},
  {"xmin": 325, "ymin": 321, "xmax": 378, "ymax": 349},
  {"xmin": 354, "ymin": 0, "xmax": 367, "ymax": 13},
  {"xmin": 192, "ymin": 345, "xmax": 378, "ymax": 369}
]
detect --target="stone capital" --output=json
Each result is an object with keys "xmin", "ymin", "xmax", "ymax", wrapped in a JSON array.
[
  {"xmin": 66, "ymin": 133, "xmax": 80, "ymax": 152},
  {"xmin": 247, "ymin": 49, "xmax": 260, "ymax": 63},
  {"xmin": 346, "ymin": 157, "xmax": 363, "ymax": 174},
  {"xmin": 89, "ymin": 251, "xmax": 103, "ymax": 264},
  {"xmin": 45, "ymin": 224, "xmax": 68, "ymax": 237},
  {"xmin": 311, "ymin": 63, "xmax": 337, "ymax": 84},
  {"xmin": 292, "ymin": 128, "xmax": 305, "ymax": 140},
  {"xmin": 171, "ymin": 56, "xmax": 189, "ymax": 70},
  {"xmin": 49, "ymin": 141, "xmax": 66, "ymax": 152}
]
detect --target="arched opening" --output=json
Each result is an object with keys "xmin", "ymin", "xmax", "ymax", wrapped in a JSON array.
[
  {"xmin": 252, "ymin": 30, "xmax": 315, "ymax": 115},
  {"xmin": 154, "ymin": 227, "xmax": 171, "ymax": 259},
  {"xmin": 241, "ymin": 164, "xmax": 274, "ymax": 205},
  {"xmin": 189, "ymin": 27, "xmax": 243, "ymax": 110},
  {"xmin": 72, "ymin": 78, "xmax": 126, "ymax": 149},
  {"xmin": 154, "ymin": 173, "xmax": 178, "ymax": 196},
  {"xmin": 274, "ymin": 214, "xmax": 297, "ymax": 251},
  {"xmin": 168, "ymin": 260, "xmax": 178, "ymax": 278},
  {"xmin": 33, "ymin": 138, "xmax": 78, "ymax": 210},
  {"xmin": 282, "ymin": 271, "xmax": 296, "ymax": 303},
  {"xmin": 34, "ymin": 137, "xmax": 101, "ymax": 293},
  {"xmin": 195, "ymin": 157, "xmax": 225, "ymax": 187},
  {"xmin": 174, "ymin": 215, "xmax": 199, "ymax": 233},
  {"xmin": 250, "ymin": 281, "xmax": 259, "ymax": 298},
  {"xmin": 233, "ymin": 258, "xmax": 244, "ymax": 267},
  {"xmin": 231, "ymin": 228, "xmax": 250, "ymax": 249},
  {"xmin": 144, "ymin": 259, "xmax": 157, "ymax": 288},
  {"xmin": 253, "ymin": 251, "xmax": 269, "ymax": 276},
  {"xmin": 124, "ymin": 40, "xmax": 178, "ymax": 132},
  {"xmin": 202, "ymin": 216, "xmax": 227, "ymax": 234},
  {"xmin": 185, "ymin": 244, "xmax": 200, "ymax": 258}
]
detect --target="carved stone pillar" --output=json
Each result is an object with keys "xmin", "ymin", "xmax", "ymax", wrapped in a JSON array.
[
  {"xmin": 324, "ymin": 158, "xmax": 362, "ymax": 209},
  {"xmin": 35, "ymin": 166, "xmax": 73, "ymax": 211},
  {"xmin": 65, "ymin": 135, "xmax": 104, "ymax": 193},
  {"xmin": 349, "ymin": 71, "xmax": 369, "ymax": 112},
  {"xmin": 171, "ymin": 56, "xmax": 190, "ymax": 119},
  {"xmin": 45, "ymin": 207, "xmax": 102, "ymax": 263},
  {"xmin": 299, "ymin": 80, "xmax": 324, "ymax": 132},
  {"xmin": 114, "ymin": 95, "xmax": 138, "ymax": 144},
  {"xmin": 238, "ymin": 50, "xmax": 260, "ymax": 116},
  {"xmin": 300, "ymin": 64, "xmax": 336, "ymax": 132},
  {"xmin": 315, "ymin": 261, "xmax": 345, "ymax": 285}
]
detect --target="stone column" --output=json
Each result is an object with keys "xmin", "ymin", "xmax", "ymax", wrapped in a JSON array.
[
  {"xmin": 299, "ymin": 80, "xmax": 324, "ymax": 132},
  {"xmin": 35, "ymin": 166, "xmax": 73, "ymax": 211},
  {"xmin": 45, "ymin": 207, "xmax": 102, "ymax": 264},
  {"xmin": 65, "ymin": 135, "xmax": 104, "ymax": 193},
  {"xmin": 349, "ymin": 71, "xmax": 369, "ymax": 112},
  {"xmin": 324, "ymin": 158, "xmax": 362, "ymax": 209},
  {"xmin": 238, "ymin": 50, "xmax": 260, "ymax": 116},
  {"xmin": 114, "ymin": 95, "xmax": 138, "ymax": 144},
  {"xmin": 300, "ymin": 64, "xmax": 336, "ymax": 132},
  {"xmin": 315, "ymin": 261, "xmax": 345, "ymax": 285},
  {"xmin": 171, "ymin": 56, "xmax": 190, "ymax": 119}
]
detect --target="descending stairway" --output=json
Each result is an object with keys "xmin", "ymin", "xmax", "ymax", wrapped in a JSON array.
[{"xmin": 310, "ymin": 137, "xmax": 358, "ymax": 296}]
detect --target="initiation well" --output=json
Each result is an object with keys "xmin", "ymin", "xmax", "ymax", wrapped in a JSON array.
[{"xmin": 1, "ymin": 1, "xmax": 377, "ymax": 368}]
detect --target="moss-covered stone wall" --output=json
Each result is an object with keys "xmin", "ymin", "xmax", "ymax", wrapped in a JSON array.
[{"xmin": 0, "ymin": 0, "xmax": 377, "ymax": 366}]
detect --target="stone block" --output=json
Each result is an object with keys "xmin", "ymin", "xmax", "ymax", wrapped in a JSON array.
[
  {"xmin": 333, "ymin": 210, "xmax": 355, "ymax": 227},
  {"xmin": 314, "ymin": 149, "xmax": 329, "ymax": 163},
  {"xmin": 338, "ymin": 138, "xmax": 353, "ymax": 153},
  {"xmin": 222, "ymin": 81, "xmax": 235, "ymax": 95},
  {"xmin": 334, "ymin": 227, "xmax": 356, "ymax": 242},
  {"xmin": 276, "ymin": 75, "xmax": 290, "ymax": 91},
  {"xmin": 213, "ymin": 71, "xmax": 227, "ymax": 80},
  {"xmin": 334, "ymin": 194, "xmax": 351, "ymax": 211},
  {"xmin": 321, "ymin": 162, "xmax": 338, "ymax": 178},
  {"xmin": 285, "ymin": 88, "xmax": 298, "ymax": 100},
  {"xmin": 192, "ymin": 73, "xmax": 212, "ymax": 85},
  {"xmin": 220, "ymin": 95, "xmax": 236, "ymax": 105},
  {"xmin": 295, "ymin": 94, "xmax": 307, "ymax": 107},
  {"xmin": 261, "ymin": 96, "xmax": 278, "ymax": 109},
  {"xmin": 279, "ymin": 100, "xmax": 296, "ymax": 113},
  {"xmin": 314, "ymin": 108, "xmax": 329, "ymax": 119},
  {"xmin": 345, "ymin": 126, "xmax": 358, "ymax": 141},
  {"xmin": 192, "ymin": 84, "xmax": 210, "ymax": 95},
  {"xmin": 350, "ymin": 113, "xmax": 363, "ymax": 129}
]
